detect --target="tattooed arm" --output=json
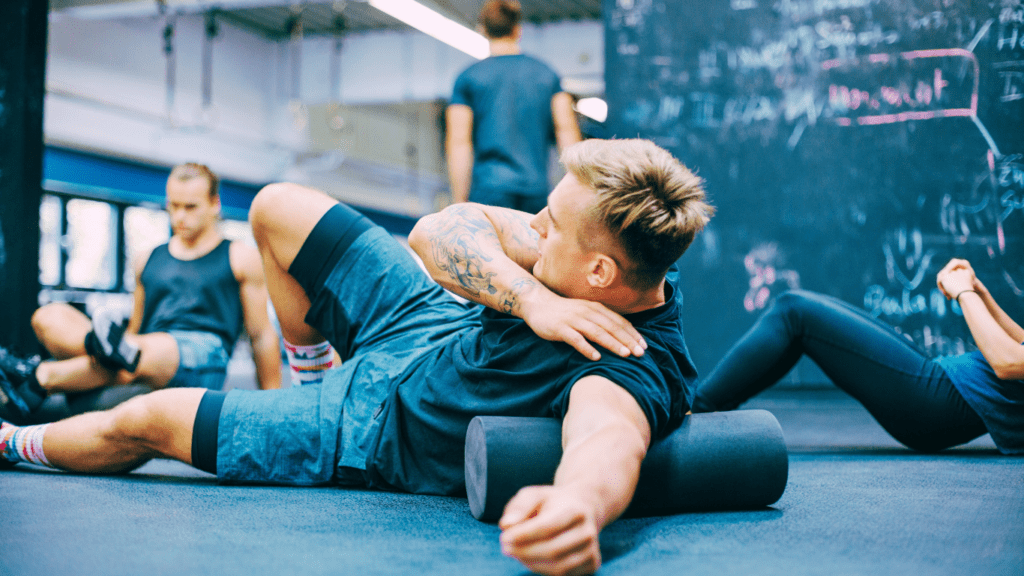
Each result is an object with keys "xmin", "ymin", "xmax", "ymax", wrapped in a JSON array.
[
  {"xmin": 409, "ymin": 203, "xmax": 646, "ymax": 360},
  {"xmin": 409, "ymin": 203, "xmax": 541, "ymax": 315}
]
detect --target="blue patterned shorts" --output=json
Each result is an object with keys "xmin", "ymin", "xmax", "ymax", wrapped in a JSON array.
[
  {"xmin": 166, "ymin": 330, "xmax": 230, "ymax": 390},
  {"xmin": 215, "ymin": 204, "xmax": 474, "ymax": 485}
]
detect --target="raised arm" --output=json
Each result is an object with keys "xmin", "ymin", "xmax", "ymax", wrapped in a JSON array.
[
  {"xmin": 231, "ymin": 242, "xmax": 282, "ymax": 390},
  {"xmin": 408, "ymin": 203, "xmax": 645, "ymax": 360},
  {"xmin": 445, "ymin": 104, "xmax": 475, "ymax": 204},
  {"xmin": 938, "ymin": 259, "xmax": 1024, "ymax": 342},
  {"xmin": 937, "ymin": 259, "xmax": 1024, "ymax": 380},
  {"xmin": 498, "ymin": 376, "xmax": 651, "ymax": 575}
]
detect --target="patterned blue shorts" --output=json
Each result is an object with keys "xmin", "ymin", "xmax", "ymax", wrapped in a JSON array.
[
  {"xmin": 166, "ymin": 330, "xmax": 229, "ymax": 390},
  {"xmin": 215, "ymin": 204, "xmax": 474, "ymax": 485}
]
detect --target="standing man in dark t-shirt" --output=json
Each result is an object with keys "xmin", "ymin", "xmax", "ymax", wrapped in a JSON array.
[
  {"xmin": 446, "ymin": 0, "xmax": 581, "ymax": 214},
  {"xmin": 0, "ymin": 140, "xmax": 714, "ymax": 576},
  {"xmin": 0, "ymin": 164, "xmax": 281, "ymax": 421}
]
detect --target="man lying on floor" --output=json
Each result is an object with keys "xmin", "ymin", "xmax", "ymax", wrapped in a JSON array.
[{"xmin": 0, "ymin": 139, "xmax": 713, "ymax": 576}]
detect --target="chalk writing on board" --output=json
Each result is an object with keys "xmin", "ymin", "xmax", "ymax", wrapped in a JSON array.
[
  {"xmin": 891, "ymin": 322, "xmax": 970, "ymax": 357},
  {"xmin": 604, "ymin": 0, "xmax": 1023, "ymax": 370},
  {"xmin": 774, "ymin": 0, "xmax": 878, "ymax": 21},
  {"xmin": 742, "ymin": 243, "xmax": 801, "ymax": 312},
  {"xmin": 826, "ymin": 50, "xmax": 977, "ymax": 126},
  {"xmin": 941, "ymin": 153, "xmax": 1022, "ymax": 241},
  {"xmin": 997, "ymin": 155, "xmax": 1024, "ymax": 217},
  {"xmin": 998, "ymin": 23, "xmax": 1024, "ymax": 51},
  {"xmin": 996, "ymin": 62, "xmax": 1024, "ymax": 102},
  {"xmin": 863, "ymin": 230, "xmax": 952, "ymax": 335}
]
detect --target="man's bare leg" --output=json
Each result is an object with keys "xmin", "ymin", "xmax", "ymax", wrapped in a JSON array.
[
  {"xmin": 250, "ymin": 183, "xmax": 342, "ymax": 385},
  {"xmin": 0, "ymin": 388, "xmax": 204, "ymax": 473},
  {"xmin": 32, "ymin": 303, "xmax": 91, "ymax": 359},
  {"xmin": 41, "ymin": 388, "xmax": 204, "ymax": 473},
  {"xmin": 34, "ymin": 332, "xmax": 180, "ymax": 394},
  {"xmin": 250, "ymin": 183, "xmax": 338, "ymax": 345}
]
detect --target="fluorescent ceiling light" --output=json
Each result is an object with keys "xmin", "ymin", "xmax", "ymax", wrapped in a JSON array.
[
  {"xmin": 576, "ymin": 97, "xmax": 607, "ymax": 122},
  {"xmin": 369, "ymin": 0, "xmax": 489, "ymax": 60}
]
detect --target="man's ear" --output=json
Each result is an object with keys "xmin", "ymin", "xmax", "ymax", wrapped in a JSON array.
[{"xmin": 586, "ymin": 254, "xmax": 619, "ymax": 289}]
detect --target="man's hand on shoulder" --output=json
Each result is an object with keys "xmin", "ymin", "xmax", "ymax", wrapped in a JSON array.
[
  {"xmin": 519, "ymin": 285, "xmax": 647, "ymax": 361},
  {"xmin": 499, "ymin": 485, "xmax": 602, "ymax": 576}
]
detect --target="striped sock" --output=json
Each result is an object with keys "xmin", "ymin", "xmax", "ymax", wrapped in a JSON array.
[
  {"xmin": 284, "ymin": 340, "xmax": 336, "ymax": 386},
  {"xmin": 0, "ymin": 421, "xmax": 53, "ymax": 467}
]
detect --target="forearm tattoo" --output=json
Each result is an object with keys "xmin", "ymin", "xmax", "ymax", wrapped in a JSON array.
[
  {"xmin": 428, "ymin": 206, "xmax": 502, "ymax": 297},
  {"xmin": 499, "ymin": 277, "xmax": 540, "ymax": 316}
]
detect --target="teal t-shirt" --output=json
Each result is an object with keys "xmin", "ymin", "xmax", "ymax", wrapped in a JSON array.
[
  {"xmin": 451, "ymin": 54, "xmax": 562, "ymax": 199},
  {"xmin": 936, "ymin": 348, "xmax": 1024, "ymax": 454}
]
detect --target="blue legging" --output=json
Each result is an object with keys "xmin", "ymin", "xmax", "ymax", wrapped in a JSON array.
[{"xmin": 693, "ymin": 290, "xmax": 988, "ymax": 452}]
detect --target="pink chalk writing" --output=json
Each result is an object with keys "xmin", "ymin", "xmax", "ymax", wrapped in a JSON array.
[{"xmin": 824, "ymin": 49, "xmax": 978, "ymax": 126}]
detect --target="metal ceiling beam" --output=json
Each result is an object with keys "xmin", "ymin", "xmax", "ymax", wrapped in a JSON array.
[
  {"xmin": 52, "ymin": 0, "xmax": 477, "ymax": 28},
  {"xmin": 52, "ymin": 0, "xmax": 319, "ymax": 19}
]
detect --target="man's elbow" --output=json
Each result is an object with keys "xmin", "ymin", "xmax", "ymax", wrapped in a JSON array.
[
  {"xmin": 250, "ymin": 327, "xmax": 280, "ymax": 354},
  {"xmin": 408, "ymin": 215, "xmax": 439, "ymax": 256},
  {"xmin": 992, "ymin": 360, "xmax": 1024, "ymax": 381}
]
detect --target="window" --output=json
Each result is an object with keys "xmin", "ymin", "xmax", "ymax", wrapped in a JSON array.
[
  {"xmin": 123, "ymin": 206, "xmax": 171, "ymax": 291},
  {"xmin": 39, "ymin": 191, "xmax": 251, "ymax": 300},
  {"xmin": 38, "ymin": 195, "xmax": 62, "ymax": 286},
  {"xmin": 65, "ymin": 198, "xmax": 118, "ymax": 290}
]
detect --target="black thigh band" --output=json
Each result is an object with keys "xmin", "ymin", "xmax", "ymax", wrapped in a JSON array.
[
  {"xmin": 288, "ymin": 203, "xmax": 375, "ymax": 299},
  {"xmin": 191, "ymin": 390, "xmax": 228, "ymax": 475}
]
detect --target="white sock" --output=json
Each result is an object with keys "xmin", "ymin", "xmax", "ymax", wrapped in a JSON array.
[
  {"xmin": 0, "ymin": 421, "xmax": 54, "ymax": 467},
  {"xmin": 284, "ymin": 340, "xmax": 336, "ymax": 386}
]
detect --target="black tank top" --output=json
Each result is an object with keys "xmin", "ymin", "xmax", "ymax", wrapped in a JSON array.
[{"xmin": 139, "ymin": 239, "xmax": 243, "ymax": 350}]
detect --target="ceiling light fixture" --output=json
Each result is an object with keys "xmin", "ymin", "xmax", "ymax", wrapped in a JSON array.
[
  {"xmin": 368, "ymin": 0, "xmax": 489, "ymax": 60},
  {"xmin": 575, "ymin": 97, "xmax": 608, "ymax": 122}
]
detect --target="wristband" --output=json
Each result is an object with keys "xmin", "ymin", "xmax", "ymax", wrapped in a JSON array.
[{"xmin": 955, "ymin": 289, "xmax": 978, "ymax": 303}]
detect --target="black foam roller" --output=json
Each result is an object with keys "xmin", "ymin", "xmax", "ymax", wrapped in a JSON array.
[{"xmin": 465, "ymin": 410, "xmax": 788, "ymax": 522}]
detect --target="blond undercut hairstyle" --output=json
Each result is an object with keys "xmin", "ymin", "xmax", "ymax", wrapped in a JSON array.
[
  {"xmin": 564, "ymin": 139, "xmax": 714, "ymax": 291},
  {"xmin": 169, "ymin": 162, "xmax": 220, "ymax": 199}
]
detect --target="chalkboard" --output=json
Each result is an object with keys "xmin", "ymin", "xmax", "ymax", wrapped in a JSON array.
[{"xmin": 603, "ymin": 0, "xmax": 1024, "ymax": 378}]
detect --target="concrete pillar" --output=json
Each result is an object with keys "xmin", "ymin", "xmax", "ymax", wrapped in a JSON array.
[{"xmin": 0, "ymin": 0, "xmax": 47, "ymax": 351}]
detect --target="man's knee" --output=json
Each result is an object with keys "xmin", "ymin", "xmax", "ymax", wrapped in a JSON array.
[
  {"xmin": 111, "ymin": 332, "xmax": 181, "ymax": 389},
  {"xmin": 104, "ymin": 389, "xmax": 196, "ymax": 451},
  {"xmin": 250, "ymin": 183, "xmax": 301, "ymax": 238},
  {"xmin": 103, "ymin": 394, "xmax": 167, "ymax": 446},
  {"xmin": 32, "ymin": 303, "xmax": 71, "ymax": 342}
]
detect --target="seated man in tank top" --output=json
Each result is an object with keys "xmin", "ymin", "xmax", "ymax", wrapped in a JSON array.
[{"xmin": 0, "ymin": 164, "xmax": 282, "ymax": 421}]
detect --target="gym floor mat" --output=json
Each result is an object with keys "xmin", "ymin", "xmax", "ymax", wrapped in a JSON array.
[{"xmin": 3, "ymin": 388, "xmax": 1021, "ymax": 576}]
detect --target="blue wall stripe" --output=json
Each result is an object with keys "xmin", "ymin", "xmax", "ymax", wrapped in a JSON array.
[{"xmin": 43, "ymin": 146, "xmax": 419, "ymax": 236}]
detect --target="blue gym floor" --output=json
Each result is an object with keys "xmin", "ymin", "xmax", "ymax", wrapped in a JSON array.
[{"xmin": 2, "ymin": 388, "xmax": 1022, "ymax": 576}]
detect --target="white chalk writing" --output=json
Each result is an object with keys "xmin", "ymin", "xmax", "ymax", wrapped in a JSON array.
[
  {"xmin": 882, "ymin": 228, "xmax": 936, "ymax": 292},
  {"xmin": 999, "ymin": 70, "xmax": 1024, "ymax": 101},
  {"xmin": 997, "ymin": 24, "xmax": 1024, "ymax": 50},
  {"xmin": 864, "ymin": 286, "xmax": 951, "ymax": 320},
  {"xmin": 1000, "ymin": 3, "xmax": 1024, "ymax": 25},
  {"xmin": 774, "ymin": 0, "xmax": 878, "ymax": 20}
]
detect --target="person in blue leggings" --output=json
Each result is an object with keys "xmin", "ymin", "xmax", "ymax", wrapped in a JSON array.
[{"xmin": 693, "ymin": 258, "xmax": 1024, "ymax": 454}]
